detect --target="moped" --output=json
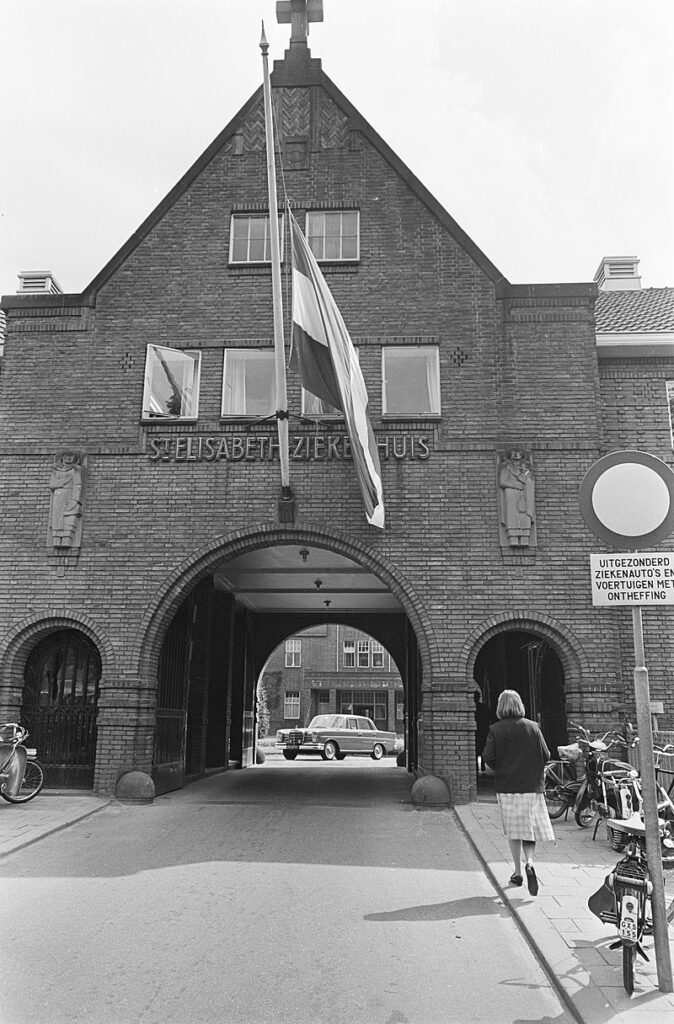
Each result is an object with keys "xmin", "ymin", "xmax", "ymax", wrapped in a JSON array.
[{"xmin": 0, "ymin": 723, "xmax": 44, "ymax": 803}]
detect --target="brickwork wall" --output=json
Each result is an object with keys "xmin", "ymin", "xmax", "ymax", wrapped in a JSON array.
[{"xmin": 1, "ymin": 71, "xmax": 670, "ymax": 801}]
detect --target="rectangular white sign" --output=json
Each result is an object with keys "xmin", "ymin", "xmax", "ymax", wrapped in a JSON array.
[{"xmin": 590, "ymin": 552, "xmax": 674, "ymax": 606}]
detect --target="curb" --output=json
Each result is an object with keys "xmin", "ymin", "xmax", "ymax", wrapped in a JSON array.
[
  {"xmin": 453, "ymin": 806, "xmax": 587, "ymax": 1024},
  {"xmin": 0, "ymin": 799, "xmax": 113, "ymax": 859}
]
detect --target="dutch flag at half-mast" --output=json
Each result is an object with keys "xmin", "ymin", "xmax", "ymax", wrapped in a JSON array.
[{"xmin": 288, "ymin": 210, "xmax": 384, "ymax": 529}]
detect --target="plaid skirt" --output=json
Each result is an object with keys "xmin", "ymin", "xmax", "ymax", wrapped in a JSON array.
[{"xmin": 497, "ymin": 792, "xmax": 555, "ymax": 842}]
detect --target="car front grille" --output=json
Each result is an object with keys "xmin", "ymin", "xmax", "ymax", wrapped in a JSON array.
[{"xmin": 287, "ymin": 731, "xmax": 305, "ymax": 745}]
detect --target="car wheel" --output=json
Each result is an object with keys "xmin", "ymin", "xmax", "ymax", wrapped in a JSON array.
[
  {"xmin": 283, "ymin": 750, "xmax": 298, "ymax": 760},
  {"xmin": 322, "ymin": 740, "xmax": 338, "ymax": 761},
  {"xmin": 371, "ymin": 743, "xmax": 384, "ymax": 760}
]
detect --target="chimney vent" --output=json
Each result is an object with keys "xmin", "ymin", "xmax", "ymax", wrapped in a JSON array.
[
  {"xmin": 594, "ymin": 257, "xmax": 641, "ymax": 292},
  {"xmin": 17, "ymin": 271, "xmax": 63, "ymax": 295}
]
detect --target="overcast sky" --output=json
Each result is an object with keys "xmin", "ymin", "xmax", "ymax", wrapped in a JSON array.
[{"xmin": 2, "ymin": 0, "xmax": 673, "ymax": 298}]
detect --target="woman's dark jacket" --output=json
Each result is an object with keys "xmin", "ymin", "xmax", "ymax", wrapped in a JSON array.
[{"xmin": 482, "ymin": 717, "xmax": 550, "ymax": 793}]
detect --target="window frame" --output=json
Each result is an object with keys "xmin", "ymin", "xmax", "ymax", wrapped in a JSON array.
[
  {"xmin": 342, "ymin": 640, "xmax": 356, "ymax": 668},
  {"xmin": 221, "ymin": 348, "xmax": 276, "ymax": 419},
  {"xmin": 228, "ymin": 213, "xmax": 285, "ymax": 265},
  {"xmin": 305, "ymin": 210, "xmax": 360, "ymax": 263},
  {"xmin": 284, "ymin": 690, "xmax": 300, "ymax": 719},
  {"xmin": 285, "ymin": 639, "xmax": 302, "ymax": 668},
  {"xmin": 141, "ymin": 345, "xmax": 201, "ymax": 422},
  {"xmin": 381, "ymin": 345, "xmax": 441, "ymax": 418}
]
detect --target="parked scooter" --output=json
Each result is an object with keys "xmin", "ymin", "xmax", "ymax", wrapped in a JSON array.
[{"xmin": 569, "ymin": 723, "xmax": 633, "ymax": 833}]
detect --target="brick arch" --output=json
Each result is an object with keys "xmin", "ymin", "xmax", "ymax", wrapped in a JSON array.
[
  {"xmin": 0, "ymin": 611, "xmax": 114, "ymax": 698},
  {"xmin": 132, "ymin": 523, "xmax": 437, "ymax": 685},
  {"xmin": 459, "ymin": 610, "xmax": 590, "ymax": 693}
]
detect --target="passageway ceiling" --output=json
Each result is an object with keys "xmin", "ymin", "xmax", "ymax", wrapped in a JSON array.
[{"xmin": 213, "ymin": 545, "xmax": 402, "ymax": 614}]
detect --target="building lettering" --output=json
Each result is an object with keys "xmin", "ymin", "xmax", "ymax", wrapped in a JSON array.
[{"xmin": 148, "ymin": 433, "xmax": 431, "ymax": 463}]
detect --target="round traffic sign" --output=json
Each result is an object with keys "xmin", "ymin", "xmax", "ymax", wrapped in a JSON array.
[{"xmin": 579, "ymin": 450, "xmax": 674, "ymax": 548}]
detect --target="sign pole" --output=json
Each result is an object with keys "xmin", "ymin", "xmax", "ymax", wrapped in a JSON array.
[{"xmin": 631, "ymin": 606, "xmax": 673, "ymax": 992}]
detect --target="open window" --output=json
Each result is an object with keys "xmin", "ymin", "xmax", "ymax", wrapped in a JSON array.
[{"xmin": 142, "ymin": 345, "xmax": 201, "ymax": 420}]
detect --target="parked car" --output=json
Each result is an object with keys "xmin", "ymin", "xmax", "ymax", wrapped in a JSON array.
[{"xmin": 276, "ymin": 714, "xmax": 396, "ymax": 761}]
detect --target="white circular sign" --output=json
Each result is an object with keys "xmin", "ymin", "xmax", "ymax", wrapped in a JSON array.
[
  {"xmin": 591, "ymin": 464, "xmax": 672, "ymax": 536},
  {"xmin": 579, "ymin": 450, "xmax": 674, "ymax": 548}
]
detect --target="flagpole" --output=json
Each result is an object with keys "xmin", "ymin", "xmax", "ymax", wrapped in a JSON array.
[{"xmin": 260, "ymin": 23, "xmax": 292, "ymax": 506}]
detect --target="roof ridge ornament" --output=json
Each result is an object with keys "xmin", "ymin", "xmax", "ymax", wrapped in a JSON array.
[{"xmin": 276, "ymin": 0, "xmax": 324, "ymax": 46}]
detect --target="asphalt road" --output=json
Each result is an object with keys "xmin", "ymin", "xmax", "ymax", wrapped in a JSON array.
[{"xmin": 0, "ymin": 758, "xmax": 574, "ymax": 1024}]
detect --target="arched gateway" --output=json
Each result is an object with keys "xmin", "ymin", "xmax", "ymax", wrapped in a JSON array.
[{"xmin": 126, "ymin": 526, "xmax": 438, "ymax": 797}]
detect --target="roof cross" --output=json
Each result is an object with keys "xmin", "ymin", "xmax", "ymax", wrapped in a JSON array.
[{"xmin": 276, "ymin": 0, "xmax": 324, "ymax": 45}]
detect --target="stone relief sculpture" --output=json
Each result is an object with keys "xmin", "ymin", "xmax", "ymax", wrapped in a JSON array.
[
  {"xmin": 48, "ymin": 452, "xmax": 85, "ymax": 549},
  {"xmin": 498, "ymin": 449, "xmax": 535, "ymax": 547}
]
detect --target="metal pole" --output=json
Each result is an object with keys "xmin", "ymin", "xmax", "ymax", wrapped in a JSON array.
[
  {"xmin": 260, "ymin": 24, "xmax": 290, "ymax": 491},
  {"xmin": 631, "ymin": 606, "xmax": 673, "ymax": 992}
]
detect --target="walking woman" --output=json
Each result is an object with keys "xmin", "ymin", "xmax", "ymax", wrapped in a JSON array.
[{"xmin": 482, "ymin": 689, "xmax": 554, "ymax": 895}]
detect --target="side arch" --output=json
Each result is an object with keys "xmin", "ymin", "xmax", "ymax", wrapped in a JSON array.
[
  {"xmin": 459, "ymin": 610, "xmax": 591, "ymax": 690},
  {"xmin": 0, "ymin": 610, "xmax": 115, "ymax": 704}
]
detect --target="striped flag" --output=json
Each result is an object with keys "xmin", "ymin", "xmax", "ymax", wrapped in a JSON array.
[{"xmin": 288, "ymin": 210, "xmax": 384, "ymax": 528}]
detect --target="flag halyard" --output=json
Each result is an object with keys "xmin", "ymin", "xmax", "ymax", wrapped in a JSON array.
[{"xmin": 288, "ymin": 211, "xmax": 385, "ymax": 528}]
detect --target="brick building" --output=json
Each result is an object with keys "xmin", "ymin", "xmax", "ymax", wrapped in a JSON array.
[
  {"xmin": 1, "ymin": 4, "xmax": 673, "ymax": 802},
  {"xmin": 259, "ymin": 625, "xmax": 404, "ymax": 737}
]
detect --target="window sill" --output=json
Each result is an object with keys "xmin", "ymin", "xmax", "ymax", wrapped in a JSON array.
[
  {"xmin": 381, "ymin": 414, "xmax": 441, "ymax": 422},
  {"xmin": 141, "ymin": 418, "xmax": 199, "ymax": 427}
]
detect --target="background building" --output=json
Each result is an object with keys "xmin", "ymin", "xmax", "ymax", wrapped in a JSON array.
[{"xmin": 259, "ymin": 626, "xmax": 403, "ymax": 737}]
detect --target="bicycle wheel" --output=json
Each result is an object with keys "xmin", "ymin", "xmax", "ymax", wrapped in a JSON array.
[
  {"xmin": 544, "ymin": 768, "xmax": 567, "ymax": 819},
  {"xmin": 622, "ymin": 943, "xmax": 636, "ymax": 995},
  {"xmin": 575, "ymin": 795, "xmax": 596, "ymax": 828},
  {"xmin": 1, "ymin": 759, "xmax": 44, "ymax": 803}
]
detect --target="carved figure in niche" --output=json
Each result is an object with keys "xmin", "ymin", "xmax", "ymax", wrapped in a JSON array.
[
  {"xmin": 499, "ymin": 449, "xmax": 535, "ymax": 547},
  {"xmin": 49, "ymin": 452, "xmax": 84, "ymax": 549}
]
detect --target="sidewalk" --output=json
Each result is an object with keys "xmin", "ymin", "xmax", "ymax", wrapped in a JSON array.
[
  {"xmin": 456, "ymin": 795, "xmax": 674, "ymax": 1024},
  {"xmin": 2, "ymin": 784, "xmax": 673, "ymax": 1023},
  {"xmin": 0, "ymin": 790, "xmax": 111, "ymax": 857}
]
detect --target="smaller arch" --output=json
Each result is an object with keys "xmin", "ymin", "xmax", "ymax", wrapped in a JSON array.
[
  {"xmin": 0, "ymin": 610, "xmax": 115, "ymax": 691},
  {"xmin": 460, "ymin": 610, "xmax": 590, "ymax": 689}
]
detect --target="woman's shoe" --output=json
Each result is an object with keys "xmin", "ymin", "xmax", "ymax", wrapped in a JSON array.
[
  {"xmin": 509, "ymin": 872, "xmax": 523, "ymax": 886},
  {"xmin": 525, "ymin": 864, "xmax": 538, "ymax": 896}
]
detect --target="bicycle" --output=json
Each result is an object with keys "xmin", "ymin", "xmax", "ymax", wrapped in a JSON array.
[
  {"xmin": 588, "ymin": 815, "xmax": 674, "ymax": 994},
  {"xmin": 0, "ymin": 723, "xmax": 44, "ymax": 803}
]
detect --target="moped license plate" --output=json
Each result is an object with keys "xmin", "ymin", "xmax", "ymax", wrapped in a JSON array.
[{"xmin": 619, "ymin": 898, "xmax": 639, "ymax": 943}]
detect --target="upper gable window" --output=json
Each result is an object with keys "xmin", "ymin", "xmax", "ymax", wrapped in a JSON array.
[
  {"xmin": 229, "ymin": 213, "xmax": 284, "ymax": 264},
  {"xmin": 142, "ymin": 345, "xmax": 201, "ymax": 420},
  {"xmin": 382, "ymin": 346, "xmax": 441, "ymax": 417},
  {"xmin": 306, "ymin": 211, "xmax": 359, "ymax": 262},
  {"xmin": 222, "ymin": 349, "xmax": 276, "ymax": 418}
]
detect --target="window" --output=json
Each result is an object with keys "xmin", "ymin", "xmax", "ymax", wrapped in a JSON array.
[
  {"xmin": 229, "ymin": 214, "xmax": 284, "ymax": 264},
  {"xmin": 343, "ymin": 640, "xmax": 355, "ymax": 668},
  {"xmin": 284, "ymin": 691, "xmax": 300, "ymax": 719},
  {"xmin": 317, "ymin": 690, "xmax": 330, "ymax": 705},
  {"xmin": 338, "ymin": 690, "xmax": 387, "ymax": 722},
  {"xmin": 396, "ymin": 697, "xmax": 404, "ymax": 722},
  {"xmin": 142, "ymin": 345, "xmax": 201, "ymax": 420},
  {"xmin": 357, "ymin": 640, "xmax": 370, "ymax": 667},
  {"xmin": 285, "ymin": 639, "xmax": 301, "ymax": 667},
  {"xmin": 222, "ymin": 350, "xmax": 275, "ymax": 417},
  {"xmin": 371, "ymin": 641, "xmax": 385, "ymax": 669},
  {"xmin": 382, "ymin": 346, "xmax": 440, "ymax": 416},
  {"xmin": 306, "ymin": 210, "xmax": 359, "ymax": 261}
]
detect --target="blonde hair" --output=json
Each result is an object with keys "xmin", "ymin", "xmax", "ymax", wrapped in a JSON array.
[{"xmin": 496, "ymin": 689, "xmax": 525, "ymax": 720}]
